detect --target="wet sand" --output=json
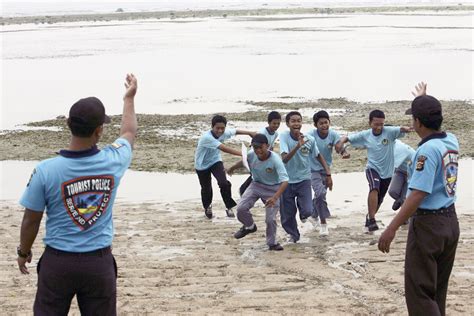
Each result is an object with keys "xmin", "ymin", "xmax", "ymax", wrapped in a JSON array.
[{"xmin": 1, "ymin": 166, "xmax": 473, "ymax": 315}]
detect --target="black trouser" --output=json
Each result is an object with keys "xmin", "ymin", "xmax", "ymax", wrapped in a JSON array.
[
  {"xmin": 34, "ymin": 246, "xmax": 117, "ymax": 316},
  {"xmin": 239, "ymin": 175, "xmax": 253, "ymax": 196},
  {"xmin": 196, "ymin": 161, "xmax": 237, "ymax": 210},
  {"xmin": 405, "ymin": 206, "xmax": 459, "ymax": 316}
]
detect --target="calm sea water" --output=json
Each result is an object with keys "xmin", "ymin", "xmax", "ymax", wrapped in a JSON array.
[{"xmin": 1, "ymin": 4, "xmax": 473, "ymax": 129}]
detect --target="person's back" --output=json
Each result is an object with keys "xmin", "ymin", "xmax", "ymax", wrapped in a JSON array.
[{"xmin": 17, "ymin": 74, "xmax": 138, "ymax": 316}]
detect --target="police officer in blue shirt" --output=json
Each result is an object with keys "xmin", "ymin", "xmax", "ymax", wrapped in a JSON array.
[
  {"xmin": 17, "ymin": 74, "xmax": 138, "ymax": 315},
  {"xmin": 378, "ymin": 82, "xmax": 460, "ymax": 316}
]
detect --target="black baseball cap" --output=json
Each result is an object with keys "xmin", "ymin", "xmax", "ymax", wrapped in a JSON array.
[
  {"xmin": 69, "ymin": 97, "xmax": 111, "ymax": 128},
  {"xmin": 406, "ymin": 95, "xmax": 442, "ymax": 119},
  {"xmin": 251, "ymin": 133, "xmax": 269, "ymax": 146}
]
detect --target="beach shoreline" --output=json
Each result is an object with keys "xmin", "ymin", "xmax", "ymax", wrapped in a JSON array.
[{"xmin": 1, "ymin": 5, "xmax": 473, "ymax": 26}]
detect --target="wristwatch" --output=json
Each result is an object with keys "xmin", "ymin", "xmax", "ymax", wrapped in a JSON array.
[{"xmin": 17, "ymin": 246, "xmax": 31, "ymax": 258}]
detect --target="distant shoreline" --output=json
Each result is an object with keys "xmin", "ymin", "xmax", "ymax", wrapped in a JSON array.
[{"xmin": 1, "ymin": 5, "xmax": 473, "ymax": 26}]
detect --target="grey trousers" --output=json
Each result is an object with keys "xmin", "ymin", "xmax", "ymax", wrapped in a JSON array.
[
  {"xmin": 236, "ymin": 181, "xmax": 281, "ymax": 246},
  {"xmin": 311, "ymin": 171, "xmax": 331, "ymax": 220},
  {"xmin": 388, "ymin": 168, "xmax": 408, "ymax": 203}
]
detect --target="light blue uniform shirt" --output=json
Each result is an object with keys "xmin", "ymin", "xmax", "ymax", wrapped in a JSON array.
[
  {"xmin": 279, "ymin": 130, "xmax": 319, "ymax": 184},
  {"xmin": 408, "ymin": 132, "xmax": 459, "ymax": 210},
  {"xmin": 394, "ymin": 140, "xmax": 416, "ymax": 172},
  {"xmin": 309, "ymin": 128, "xmax": 340, "ymax": 172},
  {"xmin": 20, "ymin": 138, "xmax": 132, "ymax": 252},
  {"xmin": 194, "ymin": 128, "xmax": 236, "ymax": 170},
  {"xmin": 259, "ymin": 127, "xmax": 279, "ymax": 150},
  {"xmin": 247, "ymin": 151, "xmax": 289, "ymax": 185},
  {"xmin": 348, "ymin": 126, "xmax": 404, "ymax": 179}
]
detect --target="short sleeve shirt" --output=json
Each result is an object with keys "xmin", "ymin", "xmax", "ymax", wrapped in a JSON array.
[
  {"xmin": 247, "ymin": 150, "xmax": 289, "ymax": 186},
  {"xmin": 194, "ymin": 128, "xmax": 236, "ymax": 170},
  {"xmin": 279, "ymin": 130, "xmax": 319, "ymax": 183},
  {"xmin": 259, "ymin": 127, "xmax": 279, "ymax": 150},
  {"xmin": 408, "ymin": 132, "xmax": 459, "ymax": 210},
  {"xmin": 309, "ymin": 128, "xmax": 341, "ymax": 171},
  {"xmin": 20, "ymin": 138, "xmax": 132, "ymax": 252},
  {"xmin": 394, "ymin": 140, "xmax": 416, "ymax": 172},
  {"xmin": 348, "ymin": 126, "xmax": 404, "ymax": 179}
]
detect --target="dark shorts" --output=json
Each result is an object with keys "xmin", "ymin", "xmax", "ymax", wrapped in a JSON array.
[
  {"xmin": 365, "ymin": 168, "xmax": 391, "ymax": 203},
  {"xmin": 34, "ymin": 246, "xmax": 117, "ymax": 316}
]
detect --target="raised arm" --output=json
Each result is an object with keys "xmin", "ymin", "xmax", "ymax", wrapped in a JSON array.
[
  {"xmin": 120, "ymin": 73, "xmax": 138, "ymax": 148},
  {"xmin": 17, "ymin": 209, "xmax": 43, "ymax": 274},
  {"xmin": 411, "ymin": 82, "xmax": 427, "ymax": 98}
]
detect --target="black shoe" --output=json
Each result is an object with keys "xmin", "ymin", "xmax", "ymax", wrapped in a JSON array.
[
  {"xmin": 392, "ymin": 200, "xmax": 403, "ymax": 211},
  {"xmin": 269, "ymin": 243, "xmax": 284, "ymax": 251},
  {"xmin": 367, "ymin": 218, "xmax": 379, "ymax": 232},
  {"xmin": 234, "ymin": 224, "xmax": 257, "ymax": 239},
  {"xmin": 204, "ymin": 205, "xmax": 213, "ymax": 219},
  {"xmin": 226, "ymin": 208, "xmax": 235, "ymax": 218}
]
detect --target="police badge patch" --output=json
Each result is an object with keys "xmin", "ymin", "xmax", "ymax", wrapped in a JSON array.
[
  {"xmin": 443, "ymin": 151, "xmax": 459, "ymax": 197},
  {"xmin": 266, "ymin": 167, "xmax": 273, "ymax": 173},
  {"xmin": 416, "ymin": 155, "xmax": 427, "ymax": 171},
  {"xmin": 62, "ymin": 176, "xmax": 114, "ymax": 230}
]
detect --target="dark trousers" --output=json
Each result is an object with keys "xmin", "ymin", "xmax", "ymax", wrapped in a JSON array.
[
  {"xmin": 196, "ymin": 161, "xmax": 237, "ymax": 210},
  {"xmin": 405, "ymin": 208, "xmax": 460, "ymax": 316},
  {"xmin": 34, "ymin": 246, "xmax": 117, "ymax": 316}
]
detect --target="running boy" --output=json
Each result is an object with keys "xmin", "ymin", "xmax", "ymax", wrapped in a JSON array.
[
  {"xmin": 280, "ymin": 111, "xmax": 332, "ymax": 243},
  {"xmin": 309, "ymin": 110, "xmax": 350, "ymax": 235},
  {"xmin": 389, "ymin": 139, "xmax": 416, "ymax": 211},
  {"xmin": 227, "ymin": 133, "xmax": 289, "ymax": 251},
  {"xmin": 239, "ymin": 111, "xmax": 282, "ymax": 196},
  {"xmin": 195, "ymin": 115, "xmax": 255, "ymax": 219},
  {"xmin": 336, "ymin": 110, "xmax": 411, "ymax": 232}
]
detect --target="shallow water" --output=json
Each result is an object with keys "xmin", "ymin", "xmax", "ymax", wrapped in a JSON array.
[
  {"xmin": 2, "ymin": 159, "xmax": 472, "ymax": 213},
  {"xmin": 2, "ymin": 11, "xmax": 473, "ymax": 129}
]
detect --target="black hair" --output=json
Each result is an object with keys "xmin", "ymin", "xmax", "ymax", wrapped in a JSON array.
[
  {"xmin": 267, "ymin": 111, "xmax": 281, "ymax": 123},
  {"xmin": 211, "ymin": 115, "xmax": 227, "ymax": 127},
  {"xmin": 414, "ymin": 115, "xmax": 443, "ymax": 131},
  {"xmin": 313, "ymin": 110, "xmax": 330, "ymax": 124},
  {"xmin": 369, "ymin": 110, "xmax": 385, "ymax": 122},
  {"xmin": 67, "ymin": 118, "xmax": 97, "ymax": 138},
  {"xmin": 285, "ymin": 111, "xmax": 302, "ymax": 123}
]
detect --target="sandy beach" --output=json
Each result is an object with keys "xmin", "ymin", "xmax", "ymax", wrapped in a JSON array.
[
  {"xmin": 1, "ymin": 3, "xmax": 473, "ymax": 315},
  {"xmin": 1, "ymin": 163, "xmax": 472, "ymax": 314}
]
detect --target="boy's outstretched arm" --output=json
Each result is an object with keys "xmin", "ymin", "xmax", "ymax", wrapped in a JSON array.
[
  {"xmin": 335, "ymin": 136, "xmax": 349, "ymax": 153},
  {"xmin": 236, "ymin": 129, "xmax": 257, "ymax": 138},
  {"xmin": 265, "ymin": 181, "xmax": 288, "ymax": 208},
  {"xmin": 226, "ymin": 160, "xmax": 244, "ymax": 176},
  {"xmin": 218, "ymin": 144, "xmax": 242, "ymax": 157}
]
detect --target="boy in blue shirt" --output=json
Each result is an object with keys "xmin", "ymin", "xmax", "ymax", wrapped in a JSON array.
[
  {"xmin": 239, "ymin": 111, "xmax": 281, "ymax": 196},
  {"xmin": 388, "ymin": 139, "xmax": 416, "ymax": 211},
  {"xmin": 228, "ymin": 134, "xmax": 289, "ymax": 251},
  {"xmin": 379, "ymin": 82, "xmax": 460, "ymax": 316},
  {"xmin": 309, "ymin": 110, "xmax": 350, "ymax": 235},
  {"xmin": 195, "ymin": 115, "xmax": 255, "ymax": 219},
  {"xmin": 17, "ymin": 74, "xmax": 138, "ymax": 315},
  {"xmin": 280, "ymin": 111, "xmax": 332, "ymax": 243},
  {"xmin": 337, "ymin": 110, "xmax": 412, "ymax": 232}
]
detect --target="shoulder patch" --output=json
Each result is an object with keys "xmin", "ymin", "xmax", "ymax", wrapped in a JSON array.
[
  {"xmin": 111, "ymin": 142, "xmax": 123, "ymax": 149},
  {"xmin": 416, "ymin": 155, "xmax": 427, "ymax": 171}
]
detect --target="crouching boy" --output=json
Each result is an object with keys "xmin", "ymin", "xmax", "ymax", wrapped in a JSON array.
[{"xmin": 227, "ymin": 134, "xmax": 289, "ymax": 251}]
